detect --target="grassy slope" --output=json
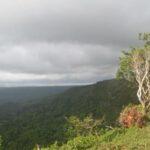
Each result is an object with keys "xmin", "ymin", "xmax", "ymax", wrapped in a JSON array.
[{"xmin": 42, "ymin": 125, "xmax": 150, "ymax": 150}]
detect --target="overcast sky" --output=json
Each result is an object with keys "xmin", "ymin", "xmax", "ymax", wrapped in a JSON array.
[{"xmin": 0, "ymin": 0, "xmax": 149, "ymax": 86}]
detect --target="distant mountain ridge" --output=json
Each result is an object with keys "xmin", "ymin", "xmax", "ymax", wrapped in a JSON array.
[{"xmin": 0, "ymin": 86, "xmax": 71, "ymax": 105}]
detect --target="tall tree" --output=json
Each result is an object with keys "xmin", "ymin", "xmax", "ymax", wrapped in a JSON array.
[{"xmin": 117, "ymin": 34, "xmax": 150, "ymax": 114}]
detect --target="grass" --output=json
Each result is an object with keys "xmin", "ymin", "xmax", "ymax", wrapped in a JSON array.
[{"xmin": 40, "ymin": 125, "xmax": 150, "ymax": 150}]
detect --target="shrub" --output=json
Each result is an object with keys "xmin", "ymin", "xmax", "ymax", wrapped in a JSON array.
[
  {"xmin": 66, "ymin": 115, "xmax": 104, "ymax": 137},
  {"xmin": 119, "ymin": 105, "xmax": 146, "ymax": 128}
]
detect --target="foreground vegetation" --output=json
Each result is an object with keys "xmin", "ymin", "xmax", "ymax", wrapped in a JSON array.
[
  {"xmin": 41, "ymin": 126, "xmax": 150, "ymax": 150},
  {"xmin": 40, "ymin": 105, "xmax": 150, "ymax": 150}
]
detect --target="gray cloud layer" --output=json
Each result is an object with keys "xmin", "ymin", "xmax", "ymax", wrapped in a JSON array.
[{"xmin": 0, "ymin": 0, "xmax": 149, "ymax": 86}]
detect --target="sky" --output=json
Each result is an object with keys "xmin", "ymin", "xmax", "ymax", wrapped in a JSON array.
[{"xmin": 0, "ymin": 0, "xmax": 149, "ymax": 86}]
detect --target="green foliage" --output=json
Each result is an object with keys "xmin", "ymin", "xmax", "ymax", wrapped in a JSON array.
[
  {"xmin": 116, "ymin": 50, "xmax": 135, "ymax": 82},
  {"xmin": 47, "ymin": 135, "xmax": 101, "ymax": 150},
  {"xmin": 139, "ymin": 33, "xmax": 150, "ymax": 42},
  {"xmin": 43, "ymin": 125, "xmax": 150, "ymax": 150},
  {"xmin": 117, "ymin": 43, "xmax": 150, "ymax": 83},
  {"xmin": 66, "ymin": 115, "xmax": 103, "ymax": 137},
  {"xmin": 117, "ymin": 47, "xmax": 148, "ymax": 81}
]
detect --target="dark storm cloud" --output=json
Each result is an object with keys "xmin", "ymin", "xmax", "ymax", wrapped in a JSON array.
[{"xmin": 0, "ymin": 0, "xmax": 149, "ymax": 86}]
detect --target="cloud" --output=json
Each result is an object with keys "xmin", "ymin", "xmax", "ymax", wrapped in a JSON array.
[
  {"xmin": 0, "ymin": 0, "xmax": 149, "ymax": 86},
  {"xmin": 0, "ymin": 42, "xmax": 119, "ymax": 85}
]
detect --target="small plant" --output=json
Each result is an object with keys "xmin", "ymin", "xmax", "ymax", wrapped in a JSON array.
[{"xmin": 119, "ymin": 105, "xmax": 146, "ymax": 128}]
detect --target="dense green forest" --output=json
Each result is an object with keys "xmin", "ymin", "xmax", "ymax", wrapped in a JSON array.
[{"xmin": 0, "ymin": 79, "xmax": 138, "ymax": 150}]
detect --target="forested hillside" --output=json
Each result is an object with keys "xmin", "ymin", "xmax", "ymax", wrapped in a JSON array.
[
  {"xmin": 0, "ymin": 86, "xmax": 71, "ymax": 131},
  {"xmin": 0, "ymin": 86, "xmax": 70, "ymax": 105},
  {"xmin": 0, "ymin": 79, "xmax": 137, "ymax": 150}
]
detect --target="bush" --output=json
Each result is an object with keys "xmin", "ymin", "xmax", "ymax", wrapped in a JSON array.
[
  {"xmin": 119, "ymin": 105, "xmax": 146, "ymax": 128},
  {"xmin": 66, "ymin": 115, "xmax": 104, "ymax": 136}
]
